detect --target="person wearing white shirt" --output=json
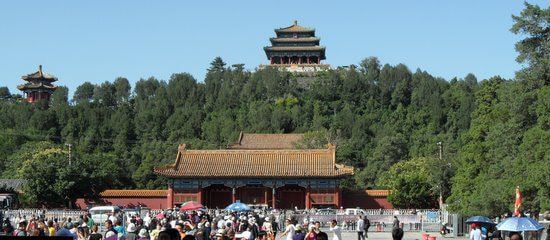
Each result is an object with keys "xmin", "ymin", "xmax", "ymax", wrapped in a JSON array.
[
  {"xmin": 217, "ymin": 217, "xmax": 226, "ymax": 230},
  {"xmin": 281, "ymin": 219, "xmax": 295, "ymax": 240},
  {"xmin": 330, "ymin": 220, "xmax": 342, "ymax": 240},
  {"xmin": 143, "ymin": 213, "xmax": 151, "ymax": 228},
  {"xmin": 108, "ymin": 214, "xmax": 117, "ymax": 227},
  {"xmin": 469, "ymin": 224, "xmax": 482, "ymax": 240},
  {"xmin": 356, "ymin": 216, "xmax": 365, "ymax": 240}
]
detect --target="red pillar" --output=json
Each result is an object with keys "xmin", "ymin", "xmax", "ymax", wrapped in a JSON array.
[
  {"xmin": 264, "ymin": 188, "xmax": 268, "ymax": 205},
  {"xmin": 335, "ymin": 186, "xmax": 342, "ymax": 208},
  {"xmin": 270, "ymin": 57, "xmax": 273, "ymax": 64},
  {"xmin": 232, "ymin": 187, "xmax": 236, "ymax": 203},
  {"xmin": 339, "ymin": 188, "xmax": 343, "ymax": 208},
  {"xmin": 305, "ymin": 185, "xmax": 311, "ymax": 209},
  {"xmin": 166, "ymin": 184, "xmax": 174, "ymax": 209},
  {"xmin": 272, "ymin": 188, "xmax": 276, "ymax": 209},
  {"xmin": 197, "ymin": 188, "xmax": 202, "ymax": 204}
]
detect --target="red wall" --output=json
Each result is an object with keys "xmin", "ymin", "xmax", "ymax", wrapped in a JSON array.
[
  {"xmin": 75, "ymin": 197, "xmax": 168, "ymax": 210},
  {"xmin": 342, "ymin": 192, "xmax": 393, "ymax": 209},
  {"xmin": 75, "ymin": 190, "xmax": 392, "ymax": 210}
]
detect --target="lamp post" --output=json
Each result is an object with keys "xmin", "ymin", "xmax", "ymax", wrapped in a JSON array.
[{"xmin": 437, "ymin": 141, "xmax": 443, "ymax": 210}]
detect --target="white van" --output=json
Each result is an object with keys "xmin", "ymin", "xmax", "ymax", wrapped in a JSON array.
[
  {"xmin": 89, "ymin": 206, "xmax": 121, "ymax": 226},
  {"xmin": 344, "ymin": 208, "xmax": 367, "ymax": 215}
]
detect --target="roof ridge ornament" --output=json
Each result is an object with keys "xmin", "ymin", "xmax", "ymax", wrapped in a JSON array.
[
  {"xmin": 178, "ymin": 144, "xmax": 187, "ymax": 151},
  {"xmin": 294, "ymin": 20, "xmax": 298, "ymax": 25},
  {"xmin": 38, "ymin": 65, "xmax": 43, "ymax": 77}
]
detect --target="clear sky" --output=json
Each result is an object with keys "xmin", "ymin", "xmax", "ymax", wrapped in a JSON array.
[{"xmin": 1, "ymin": 1, "xmax": 547, "ymax": 96}]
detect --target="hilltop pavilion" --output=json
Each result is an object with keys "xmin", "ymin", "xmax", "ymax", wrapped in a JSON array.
[
  {"xmin": 262, "ymin": 21, "xmax": 330, "ymax": 73},
  {"xmin": 17, "ymin": 65, "xmax": 58, "ymax": 103}
]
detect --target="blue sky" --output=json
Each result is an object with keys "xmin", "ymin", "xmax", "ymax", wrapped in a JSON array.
[{"xmin": 1, "ymin": 1, "xmax": 547, "ymax": 96}]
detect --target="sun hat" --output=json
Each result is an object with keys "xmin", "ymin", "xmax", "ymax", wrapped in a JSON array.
[
  {"xmin": 138, "ymin": 228, "xmax": 148, "ymax": 237},
  {"xmin": 127, "ymin": 223, "xmax": 137, "ymax": 233}
]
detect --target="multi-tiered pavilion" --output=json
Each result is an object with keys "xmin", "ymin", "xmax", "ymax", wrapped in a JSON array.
[
  {"xmin": 154, "ymin": 133, "xmax": 354, "ymax": 209},
  {"xmin": 17, "ymin": 65, "xmax": 58, "ymax": 103},
  {"xmin": 263, "ymin": 21, "xmax": 330, "ymax": 73}
]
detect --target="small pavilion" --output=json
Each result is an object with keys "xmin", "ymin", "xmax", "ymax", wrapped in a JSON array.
[{"xmin": 17, "ymin": 65, "xmax": 58, "ymax": 103}]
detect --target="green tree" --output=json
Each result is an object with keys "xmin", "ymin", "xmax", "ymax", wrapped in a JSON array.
[
  {"xmin": 510, "ymin": 2, "xmax": 549, "ymax": 89},
  {"xmin": 0, "ymin": 87, "xmax": 11, "ymax": 99},
  {"xmin": 73, "ymin": 82, "xmax": 95, "ymax": 104},
  {"xmin": 378, "ymin": 157, "xmax": 439, "ymax": 209}
]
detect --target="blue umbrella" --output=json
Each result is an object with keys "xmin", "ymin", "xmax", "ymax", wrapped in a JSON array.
[
  {"xmin": 496, "ymin": 217, "xmax": 544, "ymax": 232},
  {"xmin": 465, "ymin": 216, "xmax": 496, "ymax": 226},
  {"xmin": 225, "ymin": 201, "xmax": 250, "ymax": 212}
]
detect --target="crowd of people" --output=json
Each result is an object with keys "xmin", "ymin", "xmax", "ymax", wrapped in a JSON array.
[
  {"xmin": 1, "ymin": 213, "xmax": 106, "ymax": 239},
  {"xmin": 0, "ymin": 209, "xmax": 411, "ymax": 240}
]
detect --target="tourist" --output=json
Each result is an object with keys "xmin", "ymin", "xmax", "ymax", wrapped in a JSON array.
[
  {"xmin": 363, "ymin": 216, "xmax": 371, "ymax": 239},
  {"xmin": 14, "ymin": 220, "xmax": 27, "ymax": 236},
  {"xmin": 392, "ymin": 216, "xmax": 400, "ymax": 229},
  {"xmin": 26, "ymin": 215, "xmax": 36, "ymax": 232},
  {"xmin": 509, "ymin": 232, "xmax": 523, "ymax": 240},
  {"xmin": 150, "ymin": 223, "xmax": 162, "ymax": 240},
  {"xmin": 237, "ymin": 225, "xmax": 252, "ymax": 240},
  {"xmin": 175, "ymin": 222, "xmax": 186, "ymax": 239},
  {"xmin": 108, "ymin": 213, "xmax": 118, "ymax": 226},
  {"xmin": 262, "ymin": 217, "xmax": 273, "ymax": 239},
  {"xmin": 87, "ymin": 213, "xmax": 95, "ymax": 229},
  {"xmin": 137, "ymin": 228, "xmax": 150, "ymax": 240},
  {"xmin": 69, "ymin": 222, "xmax": 79, "ymax": 238},
  {"xmin": 214, "ymin": 229, "xmax": 225, "ymax": 240},
  {"xmin": 37, "ymin": 221, "xmax": 48, "ymax": 236},
  {"xmin": 356, "ymin": 215, "xmax": 365, "ymax": 240},
  {"xmin": 470, "ymin": 224, "xmax": 482, "ymax": 240},
  {"xmin": 329, "ymin": 220, "xmax": 342, "ymax": 240},
  {"xmin": 114, "ymin": 219, "xmax": 126, "ymax": 237},
  {"xmin": 3, "ymin": 218, "xmax": 14, "ymax": 235},
  {"xmin": 314, "ymin": 221, "xmax": 328, "ymax": 240},
  {"xmin": 249, "ymin": 218, "xmax": 260, "ymax": 240},
  {"xmin": 144, "ymin": 213, "xmax": 152, "ymax": 228},
  {"xmin": 195, "ymin": 218, "xmax": 206, "ymax": 240},
  {"xmin": 391, "ymin": 227, "xmax": 404, "ymax": 240},
  {"xmin": 47, "ymin": 219, "xmax": 56, "ymax": 236},
  {"xmin": 56, "ymin": 222, "xmax": 76, "ymax": 239},
  {"xmin": 203, "ymin": 216, "xmax": 212, "ymax": 239},
  {"xmin": 257, "ymin": 230, "xmax": 268, "ymax": 240},
  {"xmin": 293, "ymin": 225, "xmax": 306, "ymax": 240},
  {"xmin": 305, "ymin": 225, "xmax": 317, "ymax": 240},
  {"xmin": 226, "ymin": 222, "xmax": 236, "ymax": 239},
  {"xmin": 126, "ymin": 222, "xmax": 139, "ymax": 240},
  {"xmin": 89, "ymin": 225, "xmax": 102, "ymax": 240},
  {"xmin": 481, "ymin": 225, "xmax": 488, "ymax": 240},
  {"xmin": 105, "ymin": 231, "xmax": 118, "ymax": 240},
  {"xmin": 271, "ymin": 217, "xmax": 279, "ymax": 239},
  {"xmin": 77, "ymin": 226, "xmax": 89, "ymax": 240},
  {"xmin": 161, "ymin": 222, "xmax": 180, "ymax": 240},
  {"xmin": 104, "ymin": 220, "xmax": 118, "ymax": 238},
  {"xmin": 281, "ymin": 218, "xmax": 296, "ymax": 240}
]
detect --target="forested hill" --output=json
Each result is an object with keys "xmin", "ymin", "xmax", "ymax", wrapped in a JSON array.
[{"xmin": 0, "ymin": 3, "xmax": 547, "ymax": 215}]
